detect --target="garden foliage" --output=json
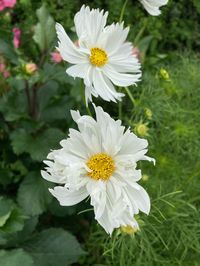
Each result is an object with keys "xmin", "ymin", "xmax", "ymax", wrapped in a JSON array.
[{"xmin": 0, "ymin": 0, "xmax": 200, "ymax": 265}]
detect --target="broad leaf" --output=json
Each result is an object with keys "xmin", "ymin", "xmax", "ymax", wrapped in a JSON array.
[
  {"xmin": 23, "ymin": 228, "xmax": 86, "ymax": 266},
  {"xmin": 0, "ymin": 89, "xmax": 28, "ymax": 122},
  {"xmin": 0, "ymin": 198, "xmax": 26, "ymax": 246},
  {"xmin": 11, "ymin": 127, "xmax": 65, "ymax": 161},
  {"xmin": 17, "ymin": 172, "xmax": 52, "ymax": 216},
  {"xmin": 33, "ymin": 4, "xmax": 56, "ymax": 51},
  {"xmin": 0, "ymin": 39, "xmax": 18, "ymax": 65},
  {"xmin": 0, "ymin": 197, "xmax": 25, "ymax": 233},
  {"xmin": 0, "ymin": 198, "xmax": 13, "ymax": 228},
  {"xmin": 0, "ymin": 249, "xmax": 34, "ymax": 266}
]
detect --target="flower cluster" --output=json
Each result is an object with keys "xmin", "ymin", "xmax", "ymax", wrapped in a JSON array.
[{"xmin": 42, "ymin": 2, "xmax": 168, "ymax": 234}]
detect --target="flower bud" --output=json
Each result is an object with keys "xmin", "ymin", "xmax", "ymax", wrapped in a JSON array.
[
  {"xmin": 144, "ymin": 108, "xmax": 152, "ymax": 119},
  {"xmin": 160, "ymin": 68, "xmax": 170, "ymax": 81},
  {"xmin": 13, "ymin": 27, "xmax": 21, "ymax": 49},
  {"xmin": 25, "ymin": 63, "xmax": 37, "ymax": 74},
  {"xmin": 51, "ymin": 51, "xmax": 62, "ymax": 63},
  {"xmin": 120, "ymin": 225, "xmax": 138, "ymax": 235},
  {"xmin": 135, "ymin": 123, "xmax": 149, "ymax": 137},
  {"xmin": 142, "ymin": 174, "xmax": 149, "ymax": 181}
]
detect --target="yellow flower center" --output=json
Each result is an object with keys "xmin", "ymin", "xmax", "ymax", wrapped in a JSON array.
[
  {"xmin": 90, "ymin": 48, "xmax": 108, "ymax": 67},
  {"xmin": 87, "ymin": 153, "xmax": 115, "ymax": 180}
]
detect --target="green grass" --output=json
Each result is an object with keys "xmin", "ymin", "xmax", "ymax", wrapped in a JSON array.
[{"xmin": 80, "ymin": 54, "xmax": 200, "ymax": 266}]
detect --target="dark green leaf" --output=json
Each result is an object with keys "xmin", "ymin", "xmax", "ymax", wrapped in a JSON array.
[
  {"xmin": 38, "ymin": 80, "xmax": 59, "ymax": 111},
  {"xmin": 23, "ymin": 228, "xmax": 86, "ymax": 266},
  {"xmin": 11, "ymin": 127, "xmax": 65, "ymax": 161},
  {"xmin": 48, "ymin": 198, "xmax": 76, "ymax": 217},
  {"xmin": 0, "ymin": 249, "xmax": 34, "ymax": 266},
  {"xmin": 17, "ymin": 172, "xmax": 52, "ymax": 216},
  {"xmin": 15, "ymin": 216, "xmax": 38, "ymax": 243},
  {"xmin": 0, "ymin": 197, "xmax": 25, "ymax": 234},
  {"xmin": 0, "ymin": 39, "xmax": 18, "ymax": 65},
  {"xmin": 3, "ymin": 208, "xmax": 25, "ymax": 233},
  {"xmin": 10, "ymin": 129, "xmax": 32, "ymax": 155},
  {"xmin": 0, "ymin": 198, "xmax": 26, "ymax": 246},
  {"xmin": 0, "ymin": 198, "xmax": 13, "ymax": 228},
  {"xmin": 0, "ymin": 89, "xmax": 28, "ymax": 122},
  {"xmin": 33, "ymin": 4, "xmax": 56, "ymax": 51}
]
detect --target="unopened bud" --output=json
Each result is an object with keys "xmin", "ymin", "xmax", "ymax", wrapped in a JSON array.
[{"xmin": 25, "ymin": 63, "xmax": 37, "ymax": 74}]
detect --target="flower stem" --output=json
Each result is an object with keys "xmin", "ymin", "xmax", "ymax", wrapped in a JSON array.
[
  {"xmin": 134, "ymin": 18, "xmax": 148, "ymax": 45},
  {"xmin": 119, "ymin": 0, "xmax": 129, "ymax": 23},
  {"xmin": 24, "ymin": 79, "xmax": 31, "ymax": 116},
  {"xmin": 118, "ymin": 87, "xmax": 122, "ymax": 119},
  {"xmin": 85, "ymin": 100, "xmax": 92, "ymax": 117},
  {"xmin": 124, "ymin": 86, "xmax": 136, "ymax": 106},
  {"xmin": 118, "ymin": 0, "xmax": 129, "ymax": 120},
  {"xmin": 81, "ymin": 80, "xmax": 92, "ymax": 116}
]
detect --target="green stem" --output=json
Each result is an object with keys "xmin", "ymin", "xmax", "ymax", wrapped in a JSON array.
[
  {"xmin": 118, "ymin": 87, "xmax": 122, "ymax": 119},
  {"xmin": 119, "ymin": 0, "xmax": 129, "ymax": 23},
  {"xmin": 134, "ymin": 18, "xmax": 148, "ymax": 45},
  {"xmin": 118, "ymin": 0, "xmax": 129, "ymax": 119},
  {"xmin": 124, "ymin": 86, "xmax": 136, "ymax": 106},
  {"xmin": 85, "ymin": 100, "xmax": 92, "ymax": 117},
  {"xmin": 80, "ymin": 81, "xmax": 92, "ymax": 116}
]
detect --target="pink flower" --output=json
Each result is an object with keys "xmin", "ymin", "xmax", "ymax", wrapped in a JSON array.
[
  {"xmin": 0, "ymin": 63, "xmax": 6, "ymax": 72},
  {"xmin": 0, "ymin": 0, "xmax": 5, "ymax": 11},
  {"xmin": 13, "ymin": 27, "xmax": 21, "ymax": 49},
  {"xmin": 4, "ymin": 0, "xmax": 16, "ymax": 8},
  {"xmin": 51, "ymin": 51, "xmax": 62, "ymax": 64},
  {"xmin": 3, "ymin": 70, "xmax": 10, "ymax": 78},
  {"xmin": 0, "ymin": 0, "xmax": 16, "ymax": 11},
  {"xmin": 0, "ymin": 62, "xmax": 10, "ymax": 79}
]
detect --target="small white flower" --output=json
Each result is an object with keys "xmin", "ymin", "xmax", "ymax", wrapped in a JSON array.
[
  {"xmin": 41, "ymin": 105, "xmax": 155, "ymax": 234},
  {"xmin": 140, "ymin": 0, "xmax": 168, "ymax": 16},
  {"xmin": 56, "ymin": 5, "xmax": 141, "ymax": 104}
]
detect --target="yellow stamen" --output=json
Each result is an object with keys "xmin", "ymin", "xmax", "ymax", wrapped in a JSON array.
[
  {"xmin": 90, "ymin": 48, "xmax": 108, "ymax": 67},
  {"xmin": 87, "ymin": 153, "xmax": 115, "ymax": 180}
]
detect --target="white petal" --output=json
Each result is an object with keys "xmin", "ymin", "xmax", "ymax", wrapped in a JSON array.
[
  {"xmin": 56, "ymin": 23, "xmax": 87, "ymax": 64},
  {"xmin": 74, "ymin": 5, "xmax": 108, "ymax": 48},
  {"xmin": 49, "ymin": 186, "xmax": 88, "ymax": 206},
  {"xmin": 66, "ymin": 63, "xmax": 90, "ymax": 79},
  {"xmin": 103, "ymin": 64, "xmax": 141, "ymax": 87},
  {"xmin": 140, "ymin": 0, "xmax": 168, "ymax": 16},
  {"xmin": 41, "ymin": 170, "xmax": 66, "ymax": 184},
  {"xmin": 99, "ymin": 23, "xmax": 129, "ymax": 54},
  {"xmin": 70, "ymin": 110, "xmax": 81, "ymax": 123},
  {"xmin": 117, "ymin": 129, "xmax": 148, "ymax": 156},
  {"xmin": 124, "ymin": 184, "xmax": 151, "ymax": 214}
]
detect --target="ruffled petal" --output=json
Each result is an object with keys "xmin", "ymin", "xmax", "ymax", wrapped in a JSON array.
[{"xmin": 49, "ymin": 186, "xmax": 89, "ymax": 206}]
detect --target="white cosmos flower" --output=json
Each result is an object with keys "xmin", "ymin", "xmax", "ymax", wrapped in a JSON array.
[
  {"xmin": 139, "ymin": 0, "xmax": 168, "ymax": 16},
  {"xmin": 41, "ymin": 105, "xmax": 155, "ymax": 234},
  {"xmin": 56, "ymin": 5, "xmax": 141, "ymax": 104}
]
